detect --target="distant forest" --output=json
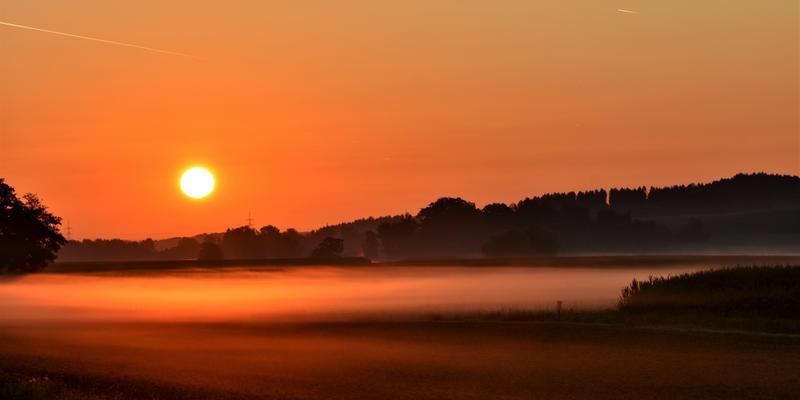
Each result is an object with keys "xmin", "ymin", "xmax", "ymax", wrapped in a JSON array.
[{"xmin": 57, "ymin": 173, "xmax": 800, "ymax": 262}]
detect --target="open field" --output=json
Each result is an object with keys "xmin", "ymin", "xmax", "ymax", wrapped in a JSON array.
[
  {"xmin": 2, "ymin": 321, "xmax": 800, "ymax": 400},
  {"xmin": 620, "ymin": 265, "xmax": 800, "ymax": 317},
  {"xmin": 7, "ymin": 259, "xmax": 789, "ymax": 324},
  {"xmin": 4, "ymin": 258, "xmax": 800, "ymax": 399}
]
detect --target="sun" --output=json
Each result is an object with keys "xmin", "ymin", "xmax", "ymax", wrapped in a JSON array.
[{"xmin": 180, "ymin": 167, "xmax": 215, "ymax": 199}]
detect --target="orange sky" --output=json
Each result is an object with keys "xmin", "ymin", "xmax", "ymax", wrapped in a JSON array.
[{"xmin": 1, "ymin": 1, "xmax": 798, "ymax": 239}]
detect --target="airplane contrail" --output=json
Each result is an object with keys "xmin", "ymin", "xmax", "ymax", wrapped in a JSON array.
[
  {"xmin": 617, "ymin": 9, "xmax": 640, "ymax": 15},
  {"xmin": 0, "ymin": 21, "xmax": 200, "ymax": 59}
]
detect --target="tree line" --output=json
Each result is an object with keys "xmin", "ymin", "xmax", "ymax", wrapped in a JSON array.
[{"xmin": 52, "ymin": 173, "xmax": 800, "ymax": 262}]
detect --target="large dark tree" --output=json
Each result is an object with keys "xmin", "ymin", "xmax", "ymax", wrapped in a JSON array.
[
  {"xmin": 281, "ymin": 228, "xmax": 305, "ymax": 257},
  {"xmin": 415, "ymin": 197, "xmax": 485, "ymax": 254},
  {"xmin": 311, "ymin": 237, "xmax": 344, "ymax": 258},
  {"xmin": 259, "ymin": 225, "xmax": 283, "ymax": 256},
  {"xmin": 197, "ymin": 240, "xmax": 224, "ymax": 260},
  {"xmin": 377, "ymin": 214, "xmax": 418, "ymax": 258},
  {"xmin": 160, "ymin": 237, "xmax": 200, "ymax": 260},
  {"xmin": 482, "ymin": 225, "xmax": 560, "ymax": 257},
  {"xmin": 0, "ymin": 179, "xmax": 66, "ymax": 273},
  {"xmin": 221, "ymin": 226, "xmax": 260, "ymax": 259},
  {"xmin": 418, "ymin": 197, "xmax": 482, "ymax": 234}
]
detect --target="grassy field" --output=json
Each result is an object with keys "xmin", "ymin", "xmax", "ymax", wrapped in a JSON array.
[
  {"xmin": 1, "ymin": 321, "xmax": 799, "ymax": 400},
  {"xmin": 4, "ymin": 259, "xmax": 800, "ymax": 399},
  {"xmin": 620, "ymin": 265, "xmax": 800, "ymax": 316},
  {"xmin": 424, "ymin": 265, "xmax": 800, "ymax": 334},
  {"xmin": 0, "ymin": 371, "xmax": 102, "ymax": 400},
  {"xmin": 615, "ymin": 265, "xmax": 800, "ymax": 333}
]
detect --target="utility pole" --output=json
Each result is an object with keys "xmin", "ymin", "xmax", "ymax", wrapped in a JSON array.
[
  {"xmin": 65, "ymin": 221, "xmax": 72, "ymax": 241},
  {"xmin": 247, "ymin": 211, "xmax": 253, "ymax": 228}
]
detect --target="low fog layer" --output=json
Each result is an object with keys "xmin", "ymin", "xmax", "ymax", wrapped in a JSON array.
[{"xmin": 0, "ymin": 266, "xmax": 706, "ymax": 322}]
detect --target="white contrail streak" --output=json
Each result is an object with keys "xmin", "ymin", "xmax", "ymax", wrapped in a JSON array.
[
  {"xmin": 617, "ymin": 9, "xmax": 640, "ymax": 15},
  {"xmin": 0, "ymin": 21, "xmax": 200, "ymax": 59}
]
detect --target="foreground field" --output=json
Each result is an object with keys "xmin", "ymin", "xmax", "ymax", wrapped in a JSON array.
[
  {"xmin": 1, "ymin": 321, "xmax": 799, "ymax": 400},
  {"xmin": 4, "ymin": 260, "xmax": 800, "ymax": 399}
]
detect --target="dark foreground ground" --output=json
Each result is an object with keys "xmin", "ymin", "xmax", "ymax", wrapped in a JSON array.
[{"xmin": 2, "ymin": 320, "xmax": 800, "ymax": 400}]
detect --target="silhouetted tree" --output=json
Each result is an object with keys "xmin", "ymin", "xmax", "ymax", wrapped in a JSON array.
[
  {"xmin": 418, "ymin": 197, "xmax": 482, "ymax": 231},
  {"xmin": 159, "ymin": 237, "xmax": 200, "ymax": 259},
  {"xmin": 526, "ymin": 225, "xmax": 561, "ymax": 255},
  {"xmin": 482, "ymin": 203, "xmax": 515, "ymax": 231},
  {"xmin": 222, "ymin": 226, "xmax": 260, "ymax": 259},
  {"xmin": 626, "ymin": 173, "xmax": 800, "ymax": 217},
  {"xmin": 576, "ymin": 189, "xmax": 608, "ymax": 208},
  {"xmin": 49, "ymin": 172, "xmax": 800, "ymax": 261},
  {"xmin": 304, "ymin": 216, "xmax": 404, "ymax": 257},
  {"xmin": 0, "ymin": 179, "xmax": 66, "ymax": 273},
  {"xmin": 588, "ymin": 209, "xmax": 673, "ymax": 251},
  {"xmin": 676, "ymin": 218, "xmax": 710, "ymax": 243},
  {"xmin": 377, "ymin": 214, "xmax": 418, "ymax": 258},
  {"xmin": 312, "ymin": 237, "xmax": 344, "ymax": 258},
  {"xmin": 416, "ymin": 197, "xmax": 485, "ymax": 254},
  {"xmin": 258, "ymin": 225, "xmax": 282, "ymax": 256},
  {"xmin": 481, "ymin": 230, "xmax": 530, "ymax": 257},
  {"xmin": 361, "ymin": 230, "xmax": 380, "ymax": 259},
  {"xmin": 198, "ymin": 240, "xmax": 223, "ymax": 260},
  {"xmin": 482, "ymin": 225, "xmax": 560, "ymax": 257},
  {"xmin": 610, "ymin": 187, "xmax": 647, "ymax": 209},
  {"xmin": 280, "ymin": 228, "xmax": 305, "ymax": 257},
  {"xmin": 59, "ymin": 238, "xmax": 158, "ymax": 261},
  {"xmin": 596, "ymin": 210, "xmax": 633, "ymax": 228}
]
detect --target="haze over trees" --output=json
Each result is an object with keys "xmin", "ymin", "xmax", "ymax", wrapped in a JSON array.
[
  {"xmin": 311, "ymin": 237, "xmax": 344, "ymax": 258},
  {"xmin": 54, "ymin": 173, "xmax": 800, "ymax": 262},
  {"xmin": 0, "ymin": 179, "xmax": 66, "ymax": 273},
  {"xmin": 482, "ymin": 226, "xmax": 560, "ymax": 257},
  {"xmin": 197, "ymin": 240, "xmax": 223, "ymax": 261},
  {"xmin": 58, "ymin": 238, "xmax": 158, "ymax": 262},
  {"xmin": 361, "ymin": 231, "xmax": 380, "ymax": 260}
]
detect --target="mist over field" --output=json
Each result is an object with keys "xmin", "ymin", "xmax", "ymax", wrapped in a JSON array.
[{"xmin": 0, "ymin": 265, "xmax": 705, "ymax": 323}]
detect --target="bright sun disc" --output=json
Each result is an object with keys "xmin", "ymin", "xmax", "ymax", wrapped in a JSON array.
[{"xmin": 180, "ymin": 167, "xmax": 215, "ymax": 199}]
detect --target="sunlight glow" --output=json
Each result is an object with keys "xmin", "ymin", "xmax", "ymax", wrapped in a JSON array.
[{"xmin": 180, "ymin": 167, "xmax": 215, "ymax": 199}]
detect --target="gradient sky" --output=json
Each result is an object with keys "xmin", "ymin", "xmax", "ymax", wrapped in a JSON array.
[{"xmin": 1, "ymin": 1, "xmax": 798, "ymax": 239}]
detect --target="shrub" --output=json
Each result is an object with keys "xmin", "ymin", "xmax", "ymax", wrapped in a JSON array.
[{"xmin": 619, "ymin": 265, "xmax": 800, "ymax": 319}]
